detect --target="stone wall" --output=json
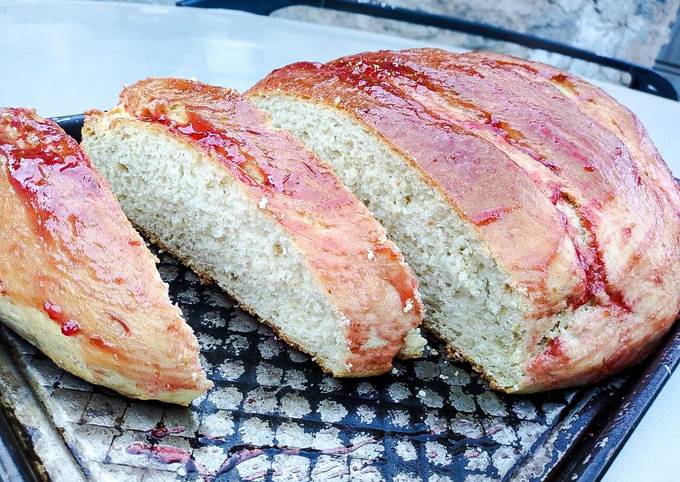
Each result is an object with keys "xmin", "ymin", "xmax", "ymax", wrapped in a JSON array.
[
  {"xmin": 94, "ymin": 0, "xmax": 680, "ymax": 83},
  {"xmin": 273, "ymin": 0, "xmax": 680, "ymax": 83}
]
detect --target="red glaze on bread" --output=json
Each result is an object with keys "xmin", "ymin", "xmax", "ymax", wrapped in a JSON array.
[
  {"xmin": 0, "ymin": 108, "xmax": 211, "ymax": 404},
  {"xmin": 250, "ymin": 49, "xmax": 680, "ymax": 391},
  {"xmin": 95, "ymin": 78, "xmax": 423, "ymax": 376}
]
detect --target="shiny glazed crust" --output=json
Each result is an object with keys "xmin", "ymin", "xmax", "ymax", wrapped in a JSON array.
[
  {"xmin": 86, "ymin": 78, "xmax": 424, "ymax": 376},
  {"xmin": 0, "ymin": 108, "xmax": 212, "ymax": 405},
  {"xmin": 249, "ymin": 49, "xmax": 680, "ymax": 391}
]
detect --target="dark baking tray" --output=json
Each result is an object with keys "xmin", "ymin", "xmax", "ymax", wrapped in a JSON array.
[{"xmin": 0, "ymin": 114, "xmax": 677, "ymax": 482}]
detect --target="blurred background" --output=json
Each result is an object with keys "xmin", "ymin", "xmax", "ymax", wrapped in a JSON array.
[{"xmin": 93, "ymin": 0, "xmax": 680, "ymax": 90}]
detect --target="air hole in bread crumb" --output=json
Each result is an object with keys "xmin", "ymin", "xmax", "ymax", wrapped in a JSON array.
[{"xmin": 272, "ymin": 242, "xmax": 283, "ymax": 256}]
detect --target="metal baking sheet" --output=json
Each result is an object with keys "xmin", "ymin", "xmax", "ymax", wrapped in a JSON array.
[{"xmin": 0, "ymin": 115, "xmax": 678, "ymax": 482}]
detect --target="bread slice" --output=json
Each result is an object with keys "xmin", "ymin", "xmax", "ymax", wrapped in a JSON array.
[
  {"xmin": 249, "ymin": 48, "xmax": 680, "ymax": 392},
  {"xmin": 0, "ymin": 108, "xmax": 211, "ymax": 405},
  {"xmin": 81, "ymin": 78, "xmax": 424, "ymax": 377}
]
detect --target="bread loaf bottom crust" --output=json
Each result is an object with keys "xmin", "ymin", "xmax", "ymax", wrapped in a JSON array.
[{"xmin": 0, "ymin": 297, "xmax": 206, "ymax": 404}]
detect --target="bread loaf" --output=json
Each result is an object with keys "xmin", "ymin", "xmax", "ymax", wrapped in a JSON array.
[
  {"xmin": 0, "ymin": 108, "xmax": 211, "ymax": 405},
  {"xmin": 82, "ymin": 78, "xmax": 425, "ymax": 377},
  {"xmin": 249, "ymin": 49, "xmax": 680, "ymax": 392}
]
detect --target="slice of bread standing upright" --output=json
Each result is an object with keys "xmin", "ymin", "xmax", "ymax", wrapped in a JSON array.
[
  {"xmin": 249, "ymin": 49, "xmax": 680, "ymax": 392},
  {"xmin": 0, "ymin": 108, "xmax": 211, "ymax": 405},
  {"xmin": 82, "ymin": 78, "xmax": 424, "ymax": 377}
]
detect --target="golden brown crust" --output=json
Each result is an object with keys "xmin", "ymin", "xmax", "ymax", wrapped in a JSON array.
[
  {"xmin": 0, "ymin": 108, "xmax": 211, "ymax": 405},
  {"xmin": 457, "ymin": 51, "xmax": 680, "ymax": 216},
  {"xmin": 86, "ymin": 78, "xmax": 424, "ymax": 377},
  {"xmin": 249, "ymin": 49, "xmax": 680, "ymax": 391}
]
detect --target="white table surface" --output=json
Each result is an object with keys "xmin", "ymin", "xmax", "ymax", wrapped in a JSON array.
[{"xmin": 1, "ymin": 1, "xmax": 678, "ymax": 480}]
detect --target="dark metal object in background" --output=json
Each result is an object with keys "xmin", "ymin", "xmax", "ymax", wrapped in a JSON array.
[
  {"xmin": 177, "ymin": 0, "xmax": 679, "ymax": 101},
  {"xmin": 655, "ymin": 15, "xmax": 680, "ymax": 94}
]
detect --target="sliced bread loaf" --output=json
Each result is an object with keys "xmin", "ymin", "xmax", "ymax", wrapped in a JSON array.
[
  {"xmin": 82, "ymin": 78, "xmax": 424, "ymax": 377},
  {"xmin": 249, "ymin": 49, "xmax": 680, "ymax": 392},
  {"xmin": 0, "ymin": 108, "xmax": 211, "ymax": 405}
]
